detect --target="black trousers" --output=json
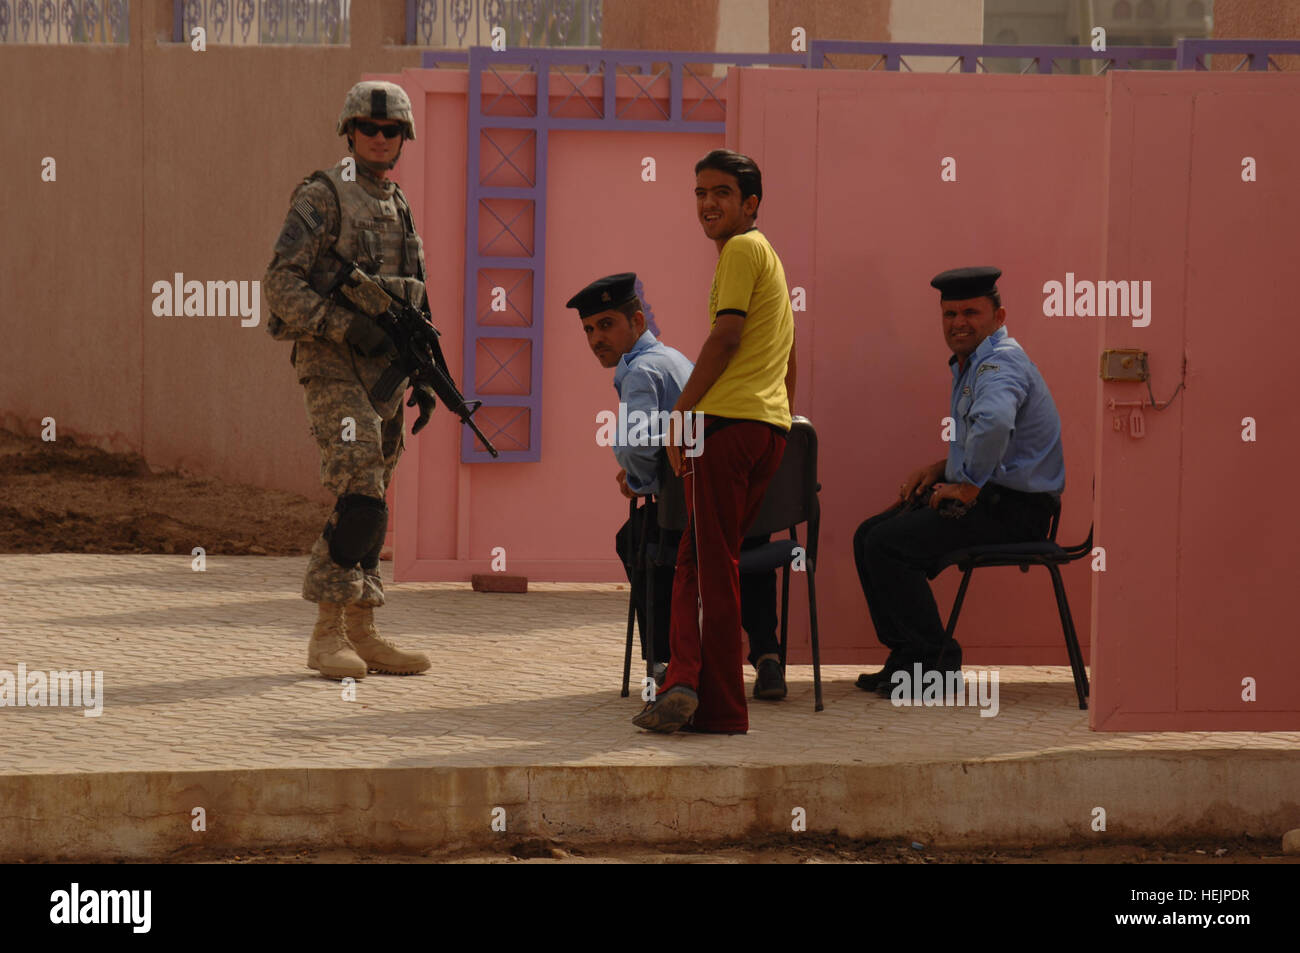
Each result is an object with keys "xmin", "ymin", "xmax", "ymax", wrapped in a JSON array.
[
  {"xmin": 616, "ymin": 502, "xmax": 780, "ymax": 667},
  {"xmin": 851, "ymin": 484, "xmax": 1057, "ymax": 669}
]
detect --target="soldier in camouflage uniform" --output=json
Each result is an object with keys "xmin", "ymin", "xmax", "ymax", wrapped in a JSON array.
[{"xmin": 264, "ymin": 81, "xmax": 435, "ymax": 680}]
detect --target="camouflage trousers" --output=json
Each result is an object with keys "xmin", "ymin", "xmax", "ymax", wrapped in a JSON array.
[{"xmin": 300, "ymin": 376, "xmax": 404, "ymax": 606}]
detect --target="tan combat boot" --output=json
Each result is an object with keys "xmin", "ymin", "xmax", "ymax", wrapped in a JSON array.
[
  {"xmin": 307, "ymin": 601, "xmax": 367, "ymax": 680},
  {"xmin": 344, "ymin": 605, "xmax": 430, "ymax": 675}
]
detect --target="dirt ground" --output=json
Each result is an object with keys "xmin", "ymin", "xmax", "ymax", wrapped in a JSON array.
[
  {"xmin": 0, "ymin": 429, "xmax": 328, "ymax": 556},
  {"xmin": 104, "ymin": 834, "xmax": 1300, "ymax": 864}
]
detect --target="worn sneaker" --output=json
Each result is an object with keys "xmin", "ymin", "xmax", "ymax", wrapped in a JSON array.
[
  {"xmin": 753, "ymin": 657, "xmax": 787, "ymax": 700},
  {"xmin": 631, "ymin": 685, "xmax": 699, "ymax": 733}
]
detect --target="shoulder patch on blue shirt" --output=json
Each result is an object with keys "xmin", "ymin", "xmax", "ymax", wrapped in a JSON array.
[{"xmin": 977, "ymin": 363, "xmax": 1000, "ymax": 376}]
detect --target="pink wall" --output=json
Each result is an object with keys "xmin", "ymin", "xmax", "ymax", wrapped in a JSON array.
[
  {"xmin": 725, "ymin": 67, "xmax": 1300, "ymax": 728},
  {"xmin": 389, "ymin": 69, "xmax": 721, "ymax": 582},
  {"xmin": 1091, "ymin": 71, "xmax": 1300, "ymax": 730},
  {"xmin": 727, "ymin": 69, "xmax": 1105, "ymax": 667},
  {"xmin": 395, "ymin": 68, "xmax": 1102, "ymax": 667}
]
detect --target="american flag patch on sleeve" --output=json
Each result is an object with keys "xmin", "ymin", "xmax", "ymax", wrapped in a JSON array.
[{"xmin": 292, "ymin": 197, "xmax": 324, "ymax": 231}]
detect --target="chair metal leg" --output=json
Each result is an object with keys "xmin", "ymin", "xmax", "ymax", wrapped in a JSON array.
[
  {"xmin": 1047, "ymin": 564, "xmax": 1089, "ymax": 710},
  {"xmin": 624, "ymin": 500, "xmax": 655, "ymax": 698},
  {"xmin": 944, "ymin": 568, "xmax": 974, "ymax": 640},
  {"xmin": 778, "ymin": 557, "xmax": 791, "ymax": 669},
  {"xmin": 621, "ymin": 594, "xmax": 635, "ymax": 697},
  {"xmin": 807, "ymin": 561, "xmax": 824, "ymax": 712},
  {"xmin": 644, "ymin": 553, "xmax": 656, "ymax": 686},
  {"xmin": 622, "ymin": 500, "xmax": 644, "ymax": 698}
]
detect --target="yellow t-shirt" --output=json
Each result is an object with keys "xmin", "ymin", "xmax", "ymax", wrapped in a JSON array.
[{"xmin": 696, "ymin": 228, "xmax": 794, "ymax": 430}]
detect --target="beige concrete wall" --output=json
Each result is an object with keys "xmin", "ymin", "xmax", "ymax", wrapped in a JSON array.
[
  {"xmin": 770, "ymin": 0, "xmax": 892, "ymax": 63},
  {"xmin": 770, "ymin": 0, "xmax": 892, "ymax": 50},
  {"xmin": 1215, "ymin": 0, "xmax": 1300, "ymax": 37},
  {"xmin": 603, "ymin": 0, "xmax": 903, "ymax": 55},
  {"xmin": 717, "ymin": 0, "xmax": 771, "ymax": 54},
  {"xmin": 1, "ymin": 1, "xmax": 421, "ymax": 501},
  {"xmin": 602, "ymin": 0, "xmax": 721, "ymax": 50},
  {"xmin": 889, "ymin": 0, "xmax": 985, "ymax": 71},
  {"xmin": 1214, "ymin": 0, "xmax": 1300, "ymax": 70},
  {"xmin": 889, "ymin": 0, "xmax": 984, "ymax": 42}
]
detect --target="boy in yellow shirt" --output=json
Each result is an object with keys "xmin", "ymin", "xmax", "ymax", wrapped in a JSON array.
[{"xmin": 633, "ymin": 149, "xmax": 796, "ymax": 734}]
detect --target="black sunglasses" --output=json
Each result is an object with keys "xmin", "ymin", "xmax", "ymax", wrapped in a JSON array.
[{"xmin": 353, "ymin": 120, "xmax": 403, "ymax": 139}]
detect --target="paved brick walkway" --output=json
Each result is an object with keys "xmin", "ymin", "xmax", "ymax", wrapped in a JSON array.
[{"xmin": 3, "ymin": 554, "xmax": 1298, "ymax": 779}]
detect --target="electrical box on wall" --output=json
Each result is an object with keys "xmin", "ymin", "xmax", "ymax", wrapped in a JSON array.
[{"xmin": 1100, "ymin": 349, "xmax": 1149, "ymax": 382}]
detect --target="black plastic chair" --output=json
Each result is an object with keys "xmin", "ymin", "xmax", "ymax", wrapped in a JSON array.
[
  {"xmin": 620, "ymin": 494, "xmax": 663, "ymax": 697},
  {"xmin": 621, "ymin": 416, "xmax": 824, "ymax": 711},
  {"xmin": 933, "ymin": 501, "xmax": 1094, "ymax": 710},
  {"xmin": 619, "ymin": 458, "xmax": 686, "ymax": 698}
]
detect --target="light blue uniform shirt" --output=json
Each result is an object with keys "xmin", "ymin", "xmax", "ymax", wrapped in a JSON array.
[
  {"xmin": 946, "ymin": 326, "xmax": 1065, "ymax": 495},
  {"xmin": 612, "ymin": 330, "xmax": 694, "ymax": 495}
]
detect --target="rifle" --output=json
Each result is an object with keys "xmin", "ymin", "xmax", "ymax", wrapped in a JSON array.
[{"xmin": 326, "ymin": 256, "xmax": 500, "ymax": 458}]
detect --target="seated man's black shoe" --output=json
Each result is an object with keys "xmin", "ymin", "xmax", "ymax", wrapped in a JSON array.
[
  {"xmin": 856, "ymin": 653, "xmax": 904, "ymax": 692},
  {"xmin": 875, "ymin": 673, "xmax": 914, "ymax": 698},
  {"xmin": 934, "ymin": 637, "xmax": 962, "ymax": 672},
  {"xmin": 753, "ymin": 657, "xmax": 788, "ymax": 700},
  {"xmin": 875, "ymin": 659, "xmax": 964, "ymax": 701},
  {"xmin": 875, "ymin": 656, "xmax": 922, "ymax": 698}
]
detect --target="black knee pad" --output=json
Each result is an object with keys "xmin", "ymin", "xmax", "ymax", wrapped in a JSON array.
[
  {"xmin": 359, "ymin": 528, "xmax": 385, "ymax": 571},
  {"xmin": 325, "ymin": 494, "xmax": 388, "ymax": 568}
]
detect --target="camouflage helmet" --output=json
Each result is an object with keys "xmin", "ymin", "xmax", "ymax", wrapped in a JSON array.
[{"xmin": 337, "ymin": 81, "xmax": 416, "ymax": 141}]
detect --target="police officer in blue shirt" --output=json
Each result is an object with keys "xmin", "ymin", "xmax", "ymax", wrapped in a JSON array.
[
  {"xmin": 852, "ymin": 267, "xmax": 1065, "ymax": 695},
  {"xmin": 568, "ymin": 274, "xmax": 787, "ymax": 699}
]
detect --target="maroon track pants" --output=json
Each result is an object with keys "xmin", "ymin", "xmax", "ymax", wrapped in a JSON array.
[{"xmin": 662, "ymin": 419, "xmax": 787, "ymax": 732}]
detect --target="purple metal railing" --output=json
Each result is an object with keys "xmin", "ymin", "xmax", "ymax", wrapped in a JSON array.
[
  {"xmin": 1177, "ymin": 38, "xmax": 1300, "ymax": 71},
  {"xmin": 809, "ymin": 38, "xmax": 1300, "ymax": 74},
  {"xmin": 424, "ymin": 46, "xmax": 802, "ymax": 461},
  {"xmin": 809, "ymin": 39, "xmax": 1176, "ymax": 73}
]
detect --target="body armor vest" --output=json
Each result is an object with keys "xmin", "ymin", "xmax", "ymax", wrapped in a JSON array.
[
  {"xmin": 307, "ymin": 165, "xmax": 425, "ymax": 294},
  {"xmin": 287, "ymin": 166, "xmax": 427, "ymax": 415}
]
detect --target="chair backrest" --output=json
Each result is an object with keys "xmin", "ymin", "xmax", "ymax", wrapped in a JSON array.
[
  {"xmin": 655, "ymin": 416, "xmax": 820, "ymax": 556},
  {"xmin": 745, "ymin": 417, "xmax": 819, "ymax": 546},
  {"xmin": 655, "ymin": 452, "xmax": 689, "ymax": 532}
]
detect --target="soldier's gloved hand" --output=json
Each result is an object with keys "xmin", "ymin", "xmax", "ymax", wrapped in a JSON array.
[
  {"xmin": 371, "ymin": 275, "xmax": 422, "ymax": 306},
  {"xmin": 407, "ymin": 382, "xmax": 437, "ymax": 434},
  {"xmin": 344, "ymin": 315, "xmax": 397, "ymax": 358}
]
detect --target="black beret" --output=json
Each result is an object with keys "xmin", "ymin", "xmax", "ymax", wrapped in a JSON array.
[
  {"xmin": 565, "ymin": 273, "xmax": 639, "ymax": 319},
  {"xmin": 930, "ymin": 266, "xmax": 1002, "ymax": 300}
]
